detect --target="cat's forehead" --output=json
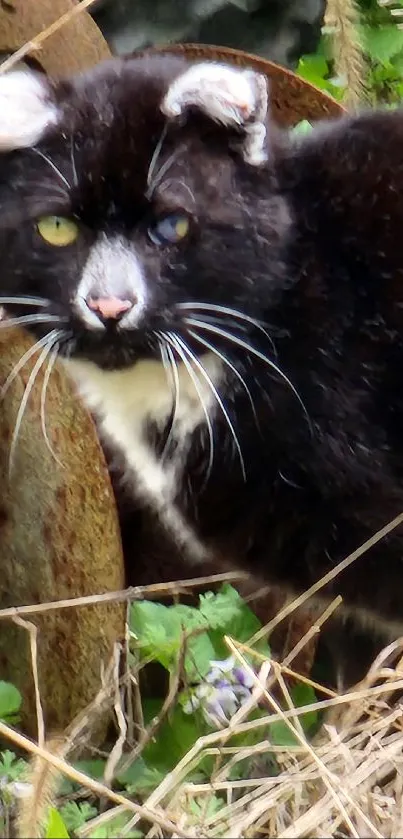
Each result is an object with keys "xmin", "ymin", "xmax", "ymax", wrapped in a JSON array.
[
  {"xmin": 61, "ymin": 56, "xmax": 182, "ymax": 134},
  {"xmin": 0, "ymin": 54, "xmax": 268, "ymax": 223},
  {"xmin": 44, "ymin": 57, "xmax": 240, "ymax": 213},
  {"xmin": 58, "ymin": 56, "xmax": 185, "ymax": 181}
]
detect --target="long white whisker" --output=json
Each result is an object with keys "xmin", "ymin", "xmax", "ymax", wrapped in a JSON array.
[
  {"xmin": 70, "ymin": 136, "xmax": 78, "ymax": 188},
  {"xmin": 1, "ymin": 329, "xmax": 64, "ymax": 399},
  {"xmin": 31, "ymin": 147, "xmax": 71, "ymax": 190},
  {"xmin": 187, "ymin": 327, "xmax": 259, "ymax": 428},
  {"xmin": 156, "ymin": 336, "xmax": 180, "ymax": 462},
  {"xmin": 0, "ymin": 296, "xmax": 50, "ymax": 307},
  {"xmin": 40, "ymin": 342, "xmax": 64, "ymax": 469},
  {"xmin": 146, "ymin": 123, "xmax": 168, "ymax": 192},
  {"xmin": 169, "ymin": 331, "xmax": 246, "ymax": 481},
  {"xmin": 147, "ymin": 147, "xmax": 181, "ymax": 198},
  {"xmin": 163, "ymin": 331, "xmax": 215, "ymax": 487},
  {"xmin": 177, "ymin": 302, "xmax": 277, "ymax": 356},
  {"xmin": 185, "ymin": 317, "xmax": 312, "ymax": 435},
  {"xmin": 8, "ymin": 335, "xmax": 59, "ymax": 476},
  {"xmin": 0, "ymin": 314, "xmax": 66, "ymax": 329}
]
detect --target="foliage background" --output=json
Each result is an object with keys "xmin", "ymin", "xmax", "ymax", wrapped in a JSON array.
[{"xmin": 298, "ymin": 0, "xmax": 403, "ymax": 106}]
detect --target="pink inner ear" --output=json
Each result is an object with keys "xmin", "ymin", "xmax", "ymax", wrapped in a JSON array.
[
  {"xmin": 161, "ymin": 63, "xmax": 258, "ymax": 125},
  {"xmin": 161, "ymin": 63, "xmax": 269, "ymax": 166}
]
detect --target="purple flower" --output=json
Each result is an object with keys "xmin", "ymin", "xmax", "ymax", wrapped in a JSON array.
[{"xmin": 183, "ymin": 656, "xmax": 255, "ymax": 729}]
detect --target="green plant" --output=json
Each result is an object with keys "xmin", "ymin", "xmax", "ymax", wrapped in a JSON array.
[
  {"xmin": 0, "ymin": 682, "xmax": 22, "ymax": 725},
  {"xmin": 0, "ymin": 587, "xmax": 321, "ymax": 837},
  {"xmin": 123, "ymin": 584, "xmax": 319, "ymax": 792},
  {"xmin": 297, "ymin": 0, "xmax": 403, "ymax": 106}
]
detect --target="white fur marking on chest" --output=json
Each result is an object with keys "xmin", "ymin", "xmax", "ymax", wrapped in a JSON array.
[{"xmin": 65, "ymin": 353, "xmax": 223, "ymax": 561}]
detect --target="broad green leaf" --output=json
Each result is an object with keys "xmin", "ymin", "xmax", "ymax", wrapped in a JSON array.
[
  {"xmin": 198, "ymin": 585, "xmax": 243, "ymax": 628},
  {"xmin": 131, "ymin": 586, "xmax": 269, "ymax": 676},
  {"xmin": 142, "ymin": 705, "xmax": 205, "ymax": 770},
  {"xmin": 361, "ymin": 24, "xmax": 403, "ymax": 64},
  {"xmin": 185, "ymin": 631, "xmax": 220, "ymax": 680},
  {"xmin": 296, "ymin": 52, "xmax": 342, "ymax": 97},
  {"xmin": 0, "ymin": 682, "xmax": 21, "ymax": 720},
  {"xmin": 130, "ymin": 601, "xmax": 183, "ymax": 669},
  {"xmin": 171, "ymin": 603, "xmax": 209, "ymax": 630},
  {"xmin": 45, "ymin": 808, "xmax": 70, "ymax": 839},
  {"xmin": 297, "ymin": 53, "xmax": 329, "ymax": 84},
  {"xmin": 199, "ymin": 584, "xmax": 266, "ymax": 644},
  {"xmin": 268, "ymin": 719, "xmax": 300, "ymax": 746},
  {"xmin": 199, "ymin": 584, "xmax": 270, "ymax": 656}
]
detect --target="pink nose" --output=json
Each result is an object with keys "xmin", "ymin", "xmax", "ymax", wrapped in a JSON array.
[{"xmin": 86, "ymin": 296, "xmax": 134, "ymax": 321}]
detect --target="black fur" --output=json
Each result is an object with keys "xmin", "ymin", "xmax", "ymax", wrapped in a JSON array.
[{"xmin": 2, "ymin": 54, "xmax": 403, "ymax": 645}]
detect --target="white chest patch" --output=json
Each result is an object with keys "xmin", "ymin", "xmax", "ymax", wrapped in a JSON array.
[{"xmin": 64, "ymin": 353, "xmax": 223, "ymax": 563}]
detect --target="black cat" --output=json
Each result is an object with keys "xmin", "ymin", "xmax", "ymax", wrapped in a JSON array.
[{"xmin": 1, "ymin": 54, "xmax": 403, "ymax": 648}]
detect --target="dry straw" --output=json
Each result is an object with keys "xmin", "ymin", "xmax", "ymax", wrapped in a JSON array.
[{"xmin": 324, "ymin": 0, "xmax": 367, "ymax": 109}]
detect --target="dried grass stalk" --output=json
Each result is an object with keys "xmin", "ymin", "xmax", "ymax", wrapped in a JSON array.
[{"xmin": 324, "ymin": 0, "xmax": 367, "ymax": 109}]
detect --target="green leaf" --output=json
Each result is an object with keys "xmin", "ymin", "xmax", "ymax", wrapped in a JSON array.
[
  {"xmin": 171, "ymin": 603, "xmax": 209, "ymax": 630},
  {"xmin": 292, "ymin": 119, "xmax": 313, "ymax": 135},
  {"xmin": 297, "ymin": 53, "xmax": 329, "ymax": 84},
  {"xmin": 268, "ymin": 719, "xmax": 300, "ymax": 747},
  {"xmin": 45, "ymin": 808, "xmax": 70, "ymax": 839},
  {"xmin": 59, "ymin": 802, "xmax": 98, "ymax": 832},
  {"xmin": 198, "ymin": 584, "xmax": 243, "ymax": 629},
  {"xmin": 361, "ymin": 24, "xmax": 403, "ymax": 64},
  {"xmin": 130, "ymin": 601, "xmax": 183, "ymax": 669},
  {"xmin": 188, "ymin": 795, "xmax": 225, "ymax": 820},
  {"xmin": 0, "ymin": 750, "xmax": 27, "ymax": 781},
  {"xmin": 131, "ymin": 586, "xmax": 269, "ymax": 678},
  {"xmin": 0, "ymin": 682, "xmax": 22, "ymax": 721},
  {"xmin": 88, "ymin": 814, "xmax": 143, "ymax": 838},
  {"xmin": 72, "ymin": 759, "xmax": 106, "ymax": 780},
  {"xmin": 120, "ymin": 704, "xmax": 212, "ymax": 781},
  {"xmin": 142, "ymin": 697, "xmax": 164, "ymax": 726},
  {"xmin": 290, "ymin": 682, "xmax": 318, "ymax": 733},
  {"xmin": 142, "ymin": 705, "xmax": 205, "ymax": 771},
  {"xmin": 268, "ymin": 683, "xmax": 318, "ymax": 746},
  {"xmin": 296, "ymin": 51, "xmax": 342, "ymax": 98},
  {"xmin": 185, "ymin": 633, "xmax": 218, "ymax": 680},
  {"xmin": 116, "ymin": 756, "xmax": 164, "ymax": 793},
  {"xmin": 199, "ymin": 584, "xmax": 268, "ymax": 648},
  {"xmin": 200, "ymin": 584, "xmax": 270, "ymax": 657}
]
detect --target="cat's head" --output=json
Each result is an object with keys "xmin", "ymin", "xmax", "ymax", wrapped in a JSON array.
[{"xmin": 0, "ymin": 54, "xmax": 290, "ymax": 370}]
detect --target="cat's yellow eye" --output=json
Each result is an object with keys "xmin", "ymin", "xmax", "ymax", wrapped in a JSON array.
[
  {"xmin": 36, "ymin": 216, "xmax": 79, "ymax": 247},
  {"xmin": 148, "ymin": 213, "xmax": 190, "ymax": 246}
]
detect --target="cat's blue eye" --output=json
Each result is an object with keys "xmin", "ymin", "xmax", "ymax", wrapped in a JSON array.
[{"xmin": 148, "ymin": 213, "xmax": 190, "ymax": 246}]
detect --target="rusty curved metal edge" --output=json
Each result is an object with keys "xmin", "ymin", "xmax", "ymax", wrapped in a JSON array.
[
  {"xmin": 0, "ymin": 0, "xmax": 111, "ymax": 76},
  {"xmin": 0, "ymin": 326, "xmax": 125, "ymax": 736},
  {"xmin": 139, "ymin": 42, "xmax": 347, "ymax": 126}
]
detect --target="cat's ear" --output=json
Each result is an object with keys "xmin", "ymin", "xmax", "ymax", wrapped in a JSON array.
[
  {"xmin": 0, "ymin": 70, "xmax": 58, "ymax": 151},
  {"xmin": 161, "ymin": 62, "xmax": 268, "ymax": 166}
]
